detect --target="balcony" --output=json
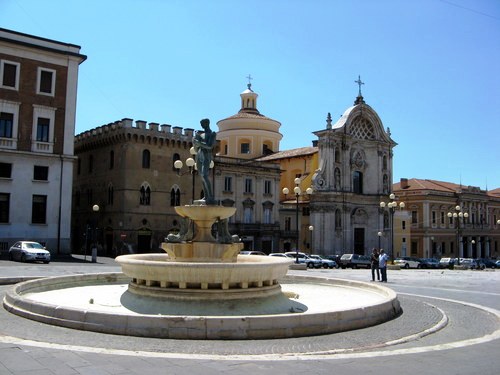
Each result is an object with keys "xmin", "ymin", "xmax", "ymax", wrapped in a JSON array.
[
  {"xmin": 0, "ymin": 137, "xmax": 17, "ymax": 150},
  {"xmin": 31, "ymin": 140, "xmax": 53, "ymax": 153}
]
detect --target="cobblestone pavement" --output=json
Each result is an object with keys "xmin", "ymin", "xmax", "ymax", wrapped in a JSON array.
[{"xmin": 0, "ymin": 255, "xmax": 499, "ymax": 374}]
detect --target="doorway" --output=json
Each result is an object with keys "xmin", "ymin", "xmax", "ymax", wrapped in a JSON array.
[{"xmin": 354, "ymin": 228, "xmax": 365, "ymax": 255}]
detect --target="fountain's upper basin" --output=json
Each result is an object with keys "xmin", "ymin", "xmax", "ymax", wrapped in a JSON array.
[{"xmin": 175, "ymin": 205, "xmax": 236, "ymax": 221}]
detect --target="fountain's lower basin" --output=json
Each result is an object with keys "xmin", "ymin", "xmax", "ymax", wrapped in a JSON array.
[
  {"xmin": 3, "ymin": 273, "xmax": 401, "ymax": 340},
  {"xmin": 116, "ymin": 254, "xmax": 292, "ymax": 300}
]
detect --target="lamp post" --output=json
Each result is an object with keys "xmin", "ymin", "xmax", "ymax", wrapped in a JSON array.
[
  {"xmin": 447, "ymin": 205, "xmax": 468, "ymax": 265},
  {"xmin": 174, "ymin": 147, "xmax": 197, "ymax": 203},
  {"xmin": 380, "ymin": 193, "xmax": 405, "ymax": 261},
  {"xmin": 377, "ymin": 231, "xmax": 383, "ymax": 250},
  {"xmin": 282, "ymin": 178, "xmax": 313, "ymax": 263},
  {"xmin": 91, "ymin": 204, "xmax": 99, "ymax": 263},
  {"xmin": 309, "ymin": 225, "xmax": 314, "ymax": 252}
]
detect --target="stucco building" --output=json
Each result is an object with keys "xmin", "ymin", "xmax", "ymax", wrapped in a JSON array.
[
  {"xmin": 215, "ymin": 83, "xmax": 282, "ymax": 252},
  {"xmin": 257, "ymin": 145, "xmax": 318, "ymax": 252},
  {"xmin": 393, "ymin": 178, "xmax": 500, "ymax": 259},
  {"xmin": 0, "ymin": 28, "xmax": 86, "ymax": 255}
]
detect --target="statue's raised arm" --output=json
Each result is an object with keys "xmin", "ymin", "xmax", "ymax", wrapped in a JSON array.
[{"xmin": 193, "ymin": 118, "xmax": 217, "ymax": 205}]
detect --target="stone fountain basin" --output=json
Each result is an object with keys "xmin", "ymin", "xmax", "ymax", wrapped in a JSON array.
[
  {"xmin": 175, "ymin": 205, "xmax": 236, "ymax": 221},
  {"xmin": 3, "ymin": 273, "xmax": 401, "ymax": 340},
  {"xmin": 116, "ymin": 254, "xmax": 293, "ymax": 300}
]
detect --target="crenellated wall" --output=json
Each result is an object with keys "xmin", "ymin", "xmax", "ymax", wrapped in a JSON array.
[{"xmin": 75, "ymin": 118, "xmax": 195, "ymax": 149}]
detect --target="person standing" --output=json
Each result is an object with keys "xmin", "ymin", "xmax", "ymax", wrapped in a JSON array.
[
  {"xmin": 370, "ymin": 248, "xmax": 380, "ymax": 281},
  {"xmin": 379, "ymin": 249, "xmax": 389, "ymax": 282}
]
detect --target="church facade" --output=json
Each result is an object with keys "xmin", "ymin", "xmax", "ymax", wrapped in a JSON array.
[{"xmin": 310, "ymin": 93, "xmax": 397, "ymax": 256}]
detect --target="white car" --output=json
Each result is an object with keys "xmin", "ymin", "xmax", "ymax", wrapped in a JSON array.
[
  {"xmin": 268, "ymin": 253, "xmax": 289, "ymax": 258},
  {"xmin": 394, "ymin": 257, "xmax": 421, "ymax": 269},
  {"xmin": 284, "ymin": 252, "xmax": 322, "ymax": 268},
  {"xmin": 9, "ymin": 241, "xmax": 51, "ymax": 263}
]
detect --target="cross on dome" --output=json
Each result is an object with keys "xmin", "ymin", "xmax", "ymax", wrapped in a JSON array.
[
  {"xmin": 246, "ymin": 74, "xmax": 253, "ymax": 89},
  {"xmin": 355, "ymin": 75, "xmax": 364, "ymax": 97}
]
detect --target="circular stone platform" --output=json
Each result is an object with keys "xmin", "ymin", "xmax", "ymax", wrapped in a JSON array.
[{"xmin": 3, "ymin": 273, "xmax": 401, "ymax": 340}]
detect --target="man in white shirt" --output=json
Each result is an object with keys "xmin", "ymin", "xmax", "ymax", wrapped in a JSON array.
[{"xmin": 378, "ymin": 249, "xmax": 389, "ymax": 282}]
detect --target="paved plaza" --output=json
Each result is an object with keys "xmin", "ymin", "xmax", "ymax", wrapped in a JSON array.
[{"xmin": 0, "ymin": 255, "xmax": 499, "ymax": 374}]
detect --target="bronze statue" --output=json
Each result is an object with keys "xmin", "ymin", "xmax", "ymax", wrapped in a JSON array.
[{"xmin": 193, "ymin": 118, "xmax": 217, "ymax": 205}]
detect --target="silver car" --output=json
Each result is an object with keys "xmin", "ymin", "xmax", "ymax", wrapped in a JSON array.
[{"xmin": 8, "ymin": 241, "xmax": 51, "ymax": 263}]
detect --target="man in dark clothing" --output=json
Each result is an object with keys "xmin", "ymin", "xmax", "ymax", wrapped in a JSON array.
[{"xmin": 371, "ymin": 248, "xmax": 380, "ymax": 281}]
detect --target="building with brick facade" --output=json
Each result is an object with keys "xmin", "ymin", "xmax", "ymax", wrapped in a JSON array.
[
  {"xmin": 0, "ymin": 28, "xmax": 86, "ymax": 255},
  {"xmin": 72, "ymin": 119, "xmax": 198, "ymax": 256}
]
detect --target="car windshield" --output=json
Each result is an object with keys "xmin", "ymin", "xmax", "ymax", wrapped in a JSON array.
[{"xmin": 25, "ymin": 242, "xmax": 44, "ymax": 249}]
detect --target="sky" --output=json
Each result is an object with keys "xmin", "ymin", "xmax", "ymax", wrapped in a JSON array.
[{"xmin": 2, "ymin": 0, "xmax": 499, "ymax": 189}]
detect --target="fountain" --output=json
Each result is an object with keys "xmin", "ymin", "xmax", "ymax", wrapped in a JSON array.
[{"xmin": 3, "ymin": 119, "xmax": 401, "ymax": 340}]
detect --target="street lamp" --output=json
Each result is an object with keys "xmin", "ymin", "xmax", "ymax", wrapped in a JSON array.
[
  {"xmin": 308, "ymin": 225, "xmax": 314, "ymax": 252},
  {"xmin": 377, "ymin": 231, "xmax": 383, "ymax": 250},
  {"xmin": 174, "ymin": 147, "xmax": 197, "ymax": 203},
  {"xmin": 380, "ymin": 193, "xmax": 405, "ymax": 261},
  {"xmin": 91, "ymin": 204, "xmax": 100, "ymax": 263},
  {"xmin": 447, "ymin": 205, "xmax": 468, "ymax": 265},
  {"xmin": 283, "ymin": 178, "xmax": 313, "ymax": 263}
]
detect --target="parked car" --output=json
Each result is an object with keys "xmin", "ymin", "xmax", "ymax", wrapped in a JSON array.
[
  {"xmin": 309, "ymin": 255, "xmax": 338, "ymax": 269},
  {"xmin": 394, "ymin": 257, "xmax": 422, "ymax": 269},
  {"xmin": 339, "ymin": 253, "xmax": 371, "ymax": 269},
  {"xmin": 8, "ymin": 241, "xmax": 51, "ymax": 263},
  {"xmin": 268, "ymin": 253, "xmax": 289, "ymax": 258},
  {"xmin": 419, "ymin": 258, "xmax": 440, "ymax": 269},
  {"xmin": 239, "ymin": 251, "xmax": 267, "ymax": 256},
  {"xmin": 439, "ymin": 258, "xmax": 456, "ymax": 268},
  {"xmin": 324, "ymin": 254, "xmax": 342, "ymax": 264},
  {"xmin": 476, "ymin": 258, "xmax": 497, "ymax": 269},
  {"xmin": 496, "ymin": 260, "xmax": 500, "ymax": 268},
  {"xmin": 284, "ymin": 252, "xmax": 322, "ymax": 268},
  {"xmin": 459, "ymin": 258, "xmax": 479, "ymax": 269}
]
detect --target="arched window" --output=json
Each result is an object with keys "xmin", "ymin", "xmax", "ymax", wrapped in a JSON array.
[
  {"xmin": 88, "ymin": 155, "xmax": 93, "ymax": 173},
  {"xmin": 109, "ymin": 150, "xmax": 114, "ymax": 169},
  {"xmin": 383, "ymin": 211, "xmax": 390, "ymax": 230},
  {"xmin": 107, "ymin": 184, "xmax": 114, "ymax": 205},
  {"xmin": 263, "ymin": 201, "xmax": 273, "ymax": 224},
  {"xmin": 334, "ymin": 148, "xmax": 340, "ymax": 163},
  {"xmin": 74, "ymin": 190, "xmax": 80, "ymax": 208},
  {"xmin": 172, "ymin": 153, "xmax": 180, "ymax": 171},
  {"xmin": 243, "ymin": 198, "xmax": 255, "ymax": 224},
  {"xmin": 335, "ymin": 209, "xmax": 342, "ymax": 229},
  {"xmin": 244, "ymin": 207, "xmax": 253, "ymax": 223},
  {"xmin": 140, "ymin": 183, "xmax": 151, "ymax": 205},
  {"xmin": 383, "ymin": 154, "xmax": 388, "ymax": 170},
  {"xmin": 383, "ymin": 174, "xmax": 389, "ymax": 194},
  {"xmin": 170, "ymin": 187, "xmax": 181, "ymax": 206},
  {"xmin": 353, "ymin": 171, "xmax": 363, "ymax": 194},
  {"xmin": 142, "ymin": 150, "xmax": 150, "ymax": 169},
  {"xmin": 334, "ymin": 168, "xmax": 341, "ymax": 190}
]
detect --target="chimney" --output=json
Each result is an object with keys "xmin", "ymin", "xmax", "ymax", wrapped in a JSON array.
[{"xmin": 400, "ymin": 178, "xmax": 409, "ymax": 189}]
